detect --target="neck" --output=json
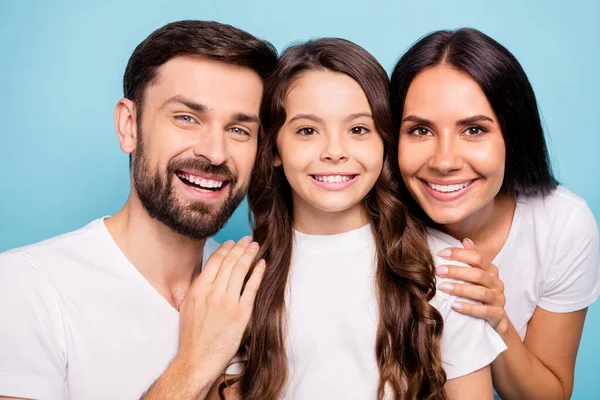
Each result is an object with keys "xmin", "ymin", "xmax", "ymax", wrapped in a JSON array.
[
  {"xmin": 292, "ymin": 201, "xmax": 369, "ymax": 235},
  {"xmin": 437, "ymin": 192, "xmax": 516, "ymax": 259},
  {"xmin": 104, "ymin": 191, "xmax": 205, "ymax": 309}
]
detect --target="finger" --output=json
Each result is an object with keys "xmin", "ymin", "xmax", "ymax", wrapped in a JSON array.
[
  {"xmin": 195, "ymin": 240, "xmax": 235, "ymax": 286},
  {"xmin": 462, "ymin": 237, "xmax": 478, "ymax": 251},
  {"xmin": 437, "ymin": 247, "xmax": 484, "ymax": 268},
  {"xmin": 240, "ymin": 259, "xmax": 266, "ymax": 311},
  {"xmin": 438, "ymin": 282, "xmax": 498, "ymax": 305},
  {"xmin": 213, "ymin": 236, "xmax": 253, "ymax": 291},
  {"xmin": 226, "ymin": 241, "xmax": 260, "ymax": 297},
  {"xmin": 450, "ymin": 301, "xmax": 505, "ymax": 327},
  {"xmin": 436, "ymin": 265, "xmax": 494, "ymax": 288}
]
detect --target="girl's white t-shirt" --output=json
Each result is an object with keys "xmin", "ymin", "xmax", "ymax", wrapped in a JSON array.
[
  {"xmin": 428, "ymin": 186, "xmax": 600, "ymax": 340},
  {"xmin": 284, "ymin": 224, "xmax": 506, "ymax": 399}
]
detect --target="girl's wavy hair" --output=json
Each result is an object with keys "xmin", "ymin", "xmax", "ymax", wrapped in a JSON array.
[{"xmin": 223, "ymin": 38, "xmax": 447, "ymax": 400}]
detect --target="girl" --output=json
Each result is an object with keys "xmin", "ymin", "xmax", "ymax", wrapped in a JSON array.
[
  {"xmin": 214, "ymin": 38, "xmax": 505, "ymax": 400},
  {"xmin": 390, "ymin": 28, "xmax": 599, "ymax": 399}
]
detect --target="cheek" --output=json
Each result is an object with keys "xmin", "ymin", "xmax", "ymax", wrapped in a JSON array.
[
  {"xmin": 229, "ymin": 141, "xmax": 258, "ymax": 179},
  {"xmin": 397, "ymin": 141, "xmax": 425, "ymax": 176},
  {"xmin": 467, "ymin": 140, "xmax": 506, "ymax": 178}
]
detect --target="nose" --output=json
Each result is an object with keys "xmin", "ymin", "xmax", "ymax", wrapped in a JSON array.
[
  {"xmin": 192, "ymin": 126, "xmax": 228, "ymax": 165},
  {"xmin": 428, "ymin": 133, "xmax": 462, "ymax": 173},
  {"xmin": 321, "ymin": 133, "xmax": 348, "ymax": 163}
]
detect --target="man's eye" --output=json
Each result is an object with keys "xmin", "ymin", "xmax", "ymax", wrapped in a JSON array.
[
  {"xmin": 229, "ymin": 127, "xmax": 250, "ymax": 136},
  {"xmin": 175, "ymin": 115, "xmax": 197, "ymax": 124}
]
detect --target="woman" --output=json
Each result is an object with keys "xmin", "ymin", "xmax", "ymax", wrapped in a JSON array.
[
  {"xmin": 390, "ymin": 28, "xmax": 599, "ymax": 399},
  {"xmin": 210, "ymin": 37, "xmax": 505, "ymax": 400}
]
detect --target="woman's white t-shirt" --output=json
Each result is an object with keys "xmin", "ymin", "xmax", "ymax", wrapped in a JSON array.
[
  {"xmin": 284, "ymin": 224, "xmax": 506, "ymax": 399},
  {"xmin": 428, "ymin": 186, "xmax": 600, "ymax": 340}
]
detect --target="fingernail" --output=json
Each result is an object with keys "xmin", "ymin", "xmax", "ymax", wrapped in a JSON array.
[
  {"xmin": 437, "ymin": 249, "xmax": 452, "ymax": 257},
  {"xmin": 439, "ymin": 282, "xmax": 454, "ymax": 292},
  {"xmin": 241, "ymin": 236, "xmax": 252, "ymax": 243},
  {"xmin": 249, "ymin": 241, "xmax": 259, "ymax": 250},
  {"xmin": 436, "ymin": 266, "xmax": 448, "ymax": 276},
  {"xmin": 451, "ymin": 302, "xmax": 464, "ymax": 311},
  {"xmin": 224, "ymin": 240, "xmax": 235, "ymax": 246},
  {"xmin": 257, "ymin": 259, "xmax": 266, "ymax": 268},
  {"xmin": 464, "ymin": 238, "xmax": 474, "ymax": 246}
]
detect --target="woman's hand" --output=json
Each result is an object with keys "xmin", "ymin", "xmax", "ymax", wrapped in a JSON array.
[{"xmin": 436, "ymin": 238, "xmax": 509, "ymax": 335}]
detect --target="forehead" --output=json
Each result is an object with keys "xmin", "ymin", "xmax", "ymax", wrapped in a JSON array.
[
  {"xmin": 144, "ymin": 55, "xmax": 264, "ymax": 115},
  {"xmin": 404, "ymin": 65, "xmax": 495, "ymax": 119},
  {"xmin": 285, "ymin": 70, "xmax": 371, "ymax": 116}
]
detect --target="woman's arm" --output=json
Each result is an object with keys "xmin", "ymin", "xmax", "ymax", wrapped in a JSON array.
[
  {"xmin": 437, "ymin": 241, "xmax": 589, "ymax": 400},
  {"xmin": 491, "ymin": 307, "xmax": 586, "ymax": 400},
  {"xmin": 445, "ymin": 366, "xmax": 494, "ymax": 400}
]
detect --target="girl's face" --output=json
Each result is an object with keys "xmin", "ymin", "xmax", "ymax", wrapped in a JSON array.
[
  {"xmin": 398, "ymin": 65, "xmax": 506, "ymax": 226},
  {"xmin": 276, "ymin": 69, "xmax": 384, "ymax": 231}
]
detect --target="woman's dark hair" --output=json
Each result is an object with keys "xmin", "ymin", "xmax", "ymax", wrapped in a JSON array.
[
  {"xmin": 225, "ymin": 38, "xmax": 447, "ymax": 400},
  {"xmin": 390, "ymin": 27, "xmax": 558, "ymax": 199}
]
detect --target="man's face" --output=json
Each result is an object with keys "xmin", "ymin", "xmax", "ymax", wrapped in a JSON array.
[{"xmin": 131, "ymin": 55, "xmax": 263, "ymax": 239}]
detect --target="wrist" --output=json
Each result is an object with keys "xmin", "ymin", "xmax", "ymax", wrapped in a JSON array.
[{"xmin": 170, "ymin": 354, "xmax": 218, "ymax": 398}]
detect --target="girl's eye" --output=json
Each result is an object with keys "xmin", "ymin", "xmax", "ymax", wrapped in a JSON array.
[
  {"xmin": 229, "ymin": 127, "xmax": 250, "ymax": 136},
  {"xmin": 175, "ymin": 115, "xmax": 197, "ymax": 124},
  {"xmin": 350, "ymin": 126, "xmax": 370, "ymax": 135},
  {"xmin": 409, "ymin": 127, "xmax": 432, "ymax": 136},
  {"xmin": 297, "ymin": 127, "xmax": 317, "ymax": 136},
  {"xmin": 463, "ymin": 126, "xmax": 487, "ymax": 136}
]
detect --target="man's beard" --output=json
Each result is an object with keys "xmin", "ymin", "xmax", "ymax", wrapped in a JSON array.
[{"xmin": 132, "ymin": 132, "xmax": 248, "ymax": 240}]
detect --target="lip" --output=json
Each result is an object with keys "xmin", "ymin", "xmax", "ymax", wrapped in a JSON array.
[
  {"xmin": 419, "ymin": 178, "xmax": 479, "ymax": 202},
  {"xmin": 176, "ymin": 169, "xmax": 229, "ymax": 182},
  {"xmin": 310, "ymin": 174, "xmax": 358, "ymax": 191},
  {"xmin": 174, "ymin": 174, "xmax": 229, "ymax": 201}
]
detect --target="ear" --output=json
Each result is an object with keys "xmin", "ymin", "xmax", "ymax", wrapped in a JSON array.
[
  {"xmin": 114, "ymin": 98, "xmax": 138, "ymax": 154},
  {"xmin": 273, "ymin": 153, "xmax": 282, "ymax": 167}
]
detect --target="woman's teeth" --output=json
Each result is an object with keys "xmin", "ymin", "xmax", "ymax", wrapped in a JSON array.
[
  {"xmin": 313, "ymin": 175, "xmax": 354, "ymax": 183},
  {"xmin": 426, "ymin": 180, "xmax": 472, "ymax": 193}
]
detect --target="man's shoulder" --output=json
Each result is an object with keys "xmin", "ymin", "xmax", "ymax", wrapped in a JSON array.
[{"xmin": 0, "ymin": 218, "xmax": 110, "ymax": 277}]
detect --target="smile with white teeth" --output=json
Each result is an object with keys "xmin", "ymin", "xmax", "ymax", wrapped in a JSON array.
[
  {"xmin": 312, "ymin": 175, "xmax": 355, "ymax": 183},
  {"xmin": 176, "ymin": 172, "xmax": 225, "ymax": 190},
  {"xmin": 426, "ymin": 180, "xmax": 472, "ymax": 193}
]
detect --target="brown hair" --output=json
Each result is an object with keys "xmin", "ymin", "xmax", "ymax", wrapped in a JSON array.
[
  {"xmin": 230, "ymin": 38, "xmax": 447, "ymax": 400},
  {"xmin": 123, "ymin": 20, "xmax": 277, "ymax": 110}
]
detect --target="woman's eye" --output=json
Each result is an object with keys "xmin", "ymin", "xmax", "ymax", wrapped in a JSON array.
[
  {"xmin": 175, "ymin": 115, "xmax": 197, "ymax": 124},
  {"xmin": 229, "ymin": 127, "xmax": 250, "ymax": 136},
  {"xmin": 297, "ymin": 127, "xmax": 317, "ymax": 136},
  {"xmin": 463, "ymin": 126, "xmax": 486, "ymax": 136},
  {"xmin": 410, "ymin": 127, "xmax": 431, "ymax": 136},
  {"xmin": 350, "ymin": 126, "xmax": 369, "ymax": 135}
]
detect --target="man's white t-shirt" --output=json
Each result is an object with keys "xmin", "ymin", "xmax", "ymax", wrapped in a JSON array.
[
  {"xmin": 428, "ymin": 186, "xmax": 600, "ymax": 341},
  {"xmin": 0, "ymin": 218, "xmax": 220, "ymax": 400},
  {"xmin": 284, "ymin": 224, "xmax": 506, "ymax": 399}
]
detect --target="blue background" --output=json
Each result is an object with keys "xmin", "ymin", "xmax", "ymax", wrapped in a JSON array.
[{"xmin": 1, "ymin": 0, "xmax": 599, "ymax": 397}]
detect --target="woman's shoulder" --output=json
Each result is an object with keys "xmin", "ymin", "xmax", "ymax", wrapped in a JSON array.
[{"xmin": 518, "ymin": 185, "xmax": 597, "ymax": 237}]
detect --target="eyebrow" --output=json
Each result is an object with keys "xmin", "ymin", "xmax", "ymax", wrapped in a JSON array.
[
  {"xmin": 402, "ymin": 114, "xmax": 495, "ymax": 126},
  {"xmin": 161, "ymin": 95, "xmax": 260, "ymax": 126},
  {"xmin": 160, "ymin": 95, "xmax": 208, "ymax": 113},
  {"xmin": 288, "ymin": 112, "xmax": 373, "ymax": 125}
]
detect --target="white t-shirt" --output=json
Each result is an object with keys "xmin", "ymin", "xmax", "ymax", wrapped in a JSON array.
[
  {"xmin": 0, "ymin": 218, "xmax": 220, "ymax": 400},
  {"xmin": 428, "ymin": 186, "xmax": 600, "ymax": 340},
  {"xmin": 284, "ymin": 224, "xmax": 506, "ymax": 399}
]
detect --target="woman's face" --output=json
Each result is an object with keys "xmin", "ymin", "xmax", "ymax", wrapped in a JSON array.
[
  {"xmin": 397, "ymin": 65, "xmax": 506, "ymax": 226},
  {"xmin": 275, "ymin": 69, "xmax": 384, "ymax": 229}
]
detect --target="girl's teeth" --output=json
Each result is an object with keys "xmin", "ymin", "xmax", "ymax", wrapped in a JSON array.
[
  {"xmin": 315, "ymin": 175, "xmax": 352, "ymax": 183},
  {"xmin": 427, "ymin": 181, "xmax": 472, "ymax": 193}
]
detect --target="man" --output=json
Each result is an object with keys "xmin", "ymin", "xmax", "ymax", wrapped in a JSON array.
[{"xmin": 0, "ymin": 20, "xmax": 277, "ymax": 399}]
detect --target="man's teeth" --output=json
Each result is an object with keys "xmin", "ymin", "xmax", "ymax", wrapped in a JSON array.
[
  {"xmin": 177, "ymin": 173, "xmax": 224, "ymax": 189},
  {"xmin": 427, "ymin": 181, "xmax": 472, "ymax": 193},
  {"xmin": 314, "ymin": 175, "xmax": 353, "ymax": 183}
]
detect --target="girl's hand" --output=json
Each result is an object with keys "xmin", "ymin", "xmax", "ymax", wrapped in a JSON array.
[{"xmin": 436, "ymin": 238, "xmax": 509, "ymax": 335}]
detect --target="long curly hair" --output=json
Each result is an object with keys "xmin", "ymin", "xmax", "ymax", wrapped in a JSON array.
[{"xmin": 225, "ymin": 38, "xmax": 447, "ymax": 400}]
